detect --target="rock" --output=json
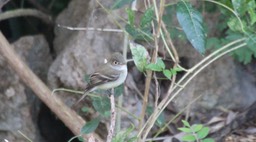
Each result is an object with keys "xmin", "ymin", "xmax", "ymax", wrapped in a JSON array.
[
  {"xmin": 174, "ymin": 52, "xmax": 256, "ymax": 117},
  {"xmin": 0, "ymin": 35, "xmax": 52, "ymax": 142},
  {"xmin": 48, "ymin": 0, "xmax": 126, "ymax": 91}
]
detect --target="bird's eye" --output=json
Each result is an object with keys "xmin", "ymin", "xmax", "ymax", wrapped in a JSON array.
[{"xmin": 113, "ymin": 61, "xmax": 118, "ymax": 65}]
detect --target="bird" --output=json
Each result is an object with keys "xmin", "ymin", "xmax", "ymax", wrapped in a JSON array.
[{"xmin": 74, "ymin": 52, "xmax": 127, "ymax": 106}]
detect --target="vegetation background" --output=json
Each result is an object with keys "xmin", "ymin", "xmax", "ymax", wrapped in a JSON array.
[{"xmin": 0, "ymin": 0, "xmax": 255, "ymax": 142}]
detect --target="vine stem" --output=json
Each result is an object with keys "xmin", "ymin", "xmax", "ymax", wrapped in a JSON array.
[{"xmin": 0, "ymin": 8, "xmax": 53, "ymax": 24}]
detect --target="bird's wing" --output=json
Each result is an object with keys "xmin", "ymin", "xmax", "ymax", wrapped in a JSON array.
[{"xmin": 89, "ymin": 72, "xmax": 119, "ymax": 86}]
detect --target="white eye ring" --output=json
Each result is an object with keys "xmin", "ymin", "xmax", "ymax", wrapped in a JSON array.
[{"xmin": 113, "ymin": 61, "xmax": 118, "ymax": 65}]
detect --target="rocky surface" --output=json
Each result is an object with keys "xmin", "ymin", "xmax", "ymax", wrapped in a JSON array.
[
  {"xmin": 48, "ymin": 0, "xmax": 126, "ymax": 91},
  {"xmin": 173, "ymin": 41, "xmax": 256, "ymax": 118},
  {"xmin": 0, "ymin": 35, "xmax": 52, "ymax": 142}
]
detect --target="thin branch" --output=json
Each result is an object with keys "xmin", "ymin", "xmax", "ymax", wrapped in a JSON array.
[
  {"xmin": 116, "ymin": 32, "xmax": 129, "ymax": 132},
  {"xmin": 0, "ymin": 32, "xmax": 102, "ymax": 141},
  {"xmin": 0, "ymin": 8, "xmax": 53, "ymax": 24},
  {"xmin": 0, "ymin": 0, "xmax": 9, "ymax": 9},
  {"xmin": 57, "ymin": 24, "xmax": 124, "ymax": 32},
  {"xmin": 107, "ymin": 88, "xmax": 116, "ymax": 142},
  {"xmin": 18, "ymin": 130, "xmax": 32, "ymax": 142},
  {"xmin": 153, "ymin": 73, "xmax": 159, "ymax": 108}
]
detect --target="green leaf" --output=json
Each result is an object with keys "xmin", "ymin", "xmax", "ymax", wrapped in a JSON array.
[
  {"xmin": 114, "ymin": 84, "xmax": 124, "ymax": 97},
  {"xmin": 112, "ymin": 0, "xmax": 134, "ymax": 9},
  {"xmin": 156, "ymin": 58, "xmax": 165, "ymax": 69},
  {"xmin": 172, "ymin": 67, "xmax": 183, "ymax": 72},
  {"xmin": 202, "ymin": 138, "xmax": 215, "ymax": 142},
  {"xmin": 231, "ymin": 0, "xmax": 247, "ymax": 16},
  {"xmin": 227, "ymin": 17, "xmax": 246, "ymax": 32},
  {"xmin": 126, "ymin": 8, "xmax": 135, "ymax": 25},
  {"xmin": 146, "ymin": 63, "xmax": 163, "ymax": 71},
  {"xmin": 84, "ymin": 74, "xmax": 90, "ymax": 83},
  {"xmin": 163, "ymin": 69, "xmax": 172, "ymax": 79},
  {"xmin": 182, "ymin": 120, "xmax": 191, "ymax": 127},
  {"xmin": 206, "ymin": 38, "xmax": 221, "ymax": 49},
  {"xmin": 178, "ymin": 127, "xmax": 193, "ymax": 133},
  {"xmin": 176, "ymin": 1, "xmax": 206, "ymax": 54},
  {"xmin": 146, "ymin": 106, "xmax": 165, "ymax": 127},
  {"xmin": 247, "ymin": 35, "xmax": 256, "ymax": 58},
  {"xmin": 233, "ymin": 48, "xmax": 253, "ymax": 64},
  {"xmin": 113, "ymin": 125, "xmax": 137, "ymax": 142},
  {"xmin": 145, "ymin": 58, "xmax": 165, "ymax": 72},
  {"xmin": 248, "ymin": 1, "xmax": 256, "ymax": 25},
  {"xmin": 92, "ymin": 96, "xmax": 110, "ymax": 117},
  {"xmin": 125, "ymin": 24, "xmax": 139, "ymax": 38},
  {"xmin": 181, "ymin": 134, "xmax": 196, "ymax": 141},
  {"xmin": 80, "ymin": 117, "xmax": 100, "ymax": 134},
  {"xmin": 78, "ymin": 136, "xmax": 84, "ymax": 142},
  {"xmin": 140, "ymin": 7, "xmax": 154, "ymax": 28},
  {"xmin": 130, "ymin": 42, "xmax": 150, "ymax": 72},
  {"xmin": 81, "ymin": 106, "xmax": 90, "ymax": 113},
  {"xmin": 191, "ymin": 124, "xmax": 203, "ymax": 132},
  {"xmin": 170, "ymin": 67, "xmax": 182, "ymax": 76},
  {"xmin": 197, "ymin": 127, "xmax": 210, "ymax": 139}
]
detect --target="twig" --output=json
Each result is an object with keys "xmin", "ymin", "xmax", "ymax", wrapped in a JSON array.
[
  {"xmin": 0, "ymin": 32, "xmax": 102, "ymax": 141},
  {"xmin": 116, "ymin": 32, "xmax": 129, "ymax": 132},
  {"xmin": 0, "ymin": 0, "xmax": 9, "ymax": 9},
  {"xmin": 18, "ymin": 130, "xmax": 32, "ymax": 142},
  {"xmin": 107, "ymin": 88, "xmax": 116, "ymax": 142},
  {"xmin": 0, "ymin": 8, "xmax": 53, "ymax": 24},
  {"xmin": 138, "ymin": 0, "xmax": 161, "ymax": 132},
  {"xmin": 153, "ymin": 73, "xmax": 159, "ymax": 108},
  {"xmin": 57, "ymin": 24, "xmax": 123, "ymax": 32},
  {"xmin": 153, "ymin": 94, "xmax": 203, "ymax": 138},
  {"xmin": 161, "ymin": 22, "xmax": 179, "ymax": 63}
]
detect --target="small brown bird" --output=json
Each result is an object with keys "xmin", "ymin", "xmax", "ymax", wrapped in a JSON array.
[{"xmin": 74, "ymin": 52, "xmax": 127, "ymax": 105}]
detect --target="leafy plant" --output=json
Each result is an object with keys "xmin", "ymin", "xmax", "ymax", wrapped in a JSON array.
[
  {"xmin": 176, "ymin": 1, "xmax": 206, "ymax": 54},
  {"xmin": 206, "ymin": 0, "xmax": 256, "ymax": 64},
  {"xmin": 178, "ymin": 120, "xmax": 214, "ymax": 142},
  {"xmin": 125, "ymin": 7, "xmax": 154, "ymax": 41},
  {"xmin": 80, "ymin": 117, "xmax": 101, "ymax": 134},
  {"xmin": 67, "ymin": 0, "xmax": 256, "ymax": 141},
  {"xmin": 112, "ymin": 125, "xmax": 137, "ymax": 142},
  {"xmin": 130, "ymin": 42, "xmax": 183, "ymax": 79}
]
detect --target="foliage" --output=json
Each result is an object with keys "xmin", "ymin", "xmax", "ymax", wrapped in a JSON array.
[
  {"xmin": 71, "ymin": 0, "xmax": 255, "ymax": 140},
  {"xmin": 131, "ymin": 43, "xmax": 183, "ymax": 79},
  {"xmin": 206, "ymin": 0, "xmax": 256, "ymax": 64},
  {"xmin": 125, "ymin": 7, "xmax": 154, "ymax": 41},
  {"xmin": 178, "ymin": 120, "xmax": 214, "ymax": 142},
  {"xmin": 112, "ymin": 125, "xmax": 137, "ymax": 142},
  {"xmin": 130, "ymin": 42, "xmax": 150, "ymax": 72},
  {"xmin": 146, "ymin": 106, "xmax": 165, "ymax": 127},
  {"xmin": 112, "ymin": 0, "xmax": 135, "ymax": 9},
  {"xmin": 176, "ymin": 1, "xmax": 206, "ymax": 54},
  {"xmin": 80, "ymin": 117, "xmax": 101, "ymax": 134}
]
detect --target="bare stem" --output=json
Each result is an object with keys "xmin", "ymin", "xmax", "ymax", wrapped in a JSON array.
[
  {"xmin": 0, "ymin": 8, "xmax": 53, "ymax": 24},
  {"xmin": 57, "ymin": 24, "xmax": 123, "ymax": 32},
  {"xmin": 107, "ymin": 88, "xmax": 116, "ymax": 142}
]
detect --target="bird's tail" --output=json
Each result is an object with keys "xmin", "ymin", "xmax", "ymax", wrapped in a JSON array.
[{"xmin": 71, "ymin": 86, "xmax": 93, "ymax": 109}]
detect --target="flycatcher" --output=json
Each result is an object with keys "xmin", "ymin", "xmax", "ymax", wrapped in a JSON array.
[{"xmin": 75, "ymin": 52, "xmax": 127, "ymax": 105}]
